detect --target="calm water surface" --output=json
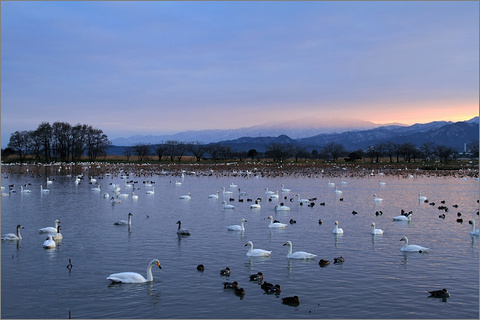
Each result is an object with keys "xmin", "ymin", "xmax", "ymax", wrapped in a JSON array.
[{"xmin": 1, "ymin": 166, "xmax": 479, "ymax": 319}]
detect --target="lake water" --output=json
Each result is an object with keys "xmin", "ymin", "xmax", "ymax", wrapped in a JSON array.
[{"xmin": 1, "ymin": 163, "xmax": 479, "ymax": 319}]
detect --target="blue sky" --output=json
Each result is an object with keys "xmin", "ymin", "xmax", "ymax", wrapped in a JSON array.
[{"xmin": 1, "ymin": 1, "xmax": 478, "ymax": 147}]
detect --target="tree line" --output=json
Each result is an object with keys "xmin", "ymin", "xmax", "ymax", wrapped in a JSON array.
[
  {"xmin": 5, "ymin": 121, "xmax": 111, "ymax": 163},
  {"xmin": 126, "ymin": 139, "xmax": 479, "ymax": 164}
]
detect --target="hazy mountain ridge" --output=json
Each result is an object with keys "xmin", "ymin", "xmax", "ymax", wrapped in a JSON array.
[{"xmin": 108, "ymin": 117, "xmax": 478, "ymax": 154}]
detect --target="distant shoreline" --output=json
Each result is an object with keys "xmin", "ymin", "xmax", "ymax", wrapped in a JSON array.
[{"xmin": 1, "ymin": 159, "xmax": 478, "ymax": 179}]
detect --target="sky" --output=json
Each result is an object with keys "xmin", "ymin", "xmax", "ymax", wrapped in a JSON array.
[{"xmin": 1, "ymin": 1, "xmax": 479, "ymax": 148}]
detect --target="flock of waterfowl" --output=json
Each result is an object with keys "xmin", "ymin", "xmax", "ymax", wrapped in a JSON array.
[{"xmin": 1, "ymin": 163, "xmax": 478, "ymax": 312}]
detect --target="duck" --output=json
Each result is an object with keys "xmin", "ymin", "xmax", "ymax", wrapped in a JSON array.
[
  {"xmin": 274, "ymin": 203, "xmax": 291, "ymax": 211},
  {"xmin": 196, "ymin": 264, "xmax": 204, "ymax": 272},
  {"xmin": 106, "ymin": 259, "xmax": 161, "ymax": 283},
  {"xmin": 227, "ymin": 219, "xmax": 247, "ymax": 231},
  {"xmin": 282, "ymin": 296, "xmax": 300, "ymax": 305},
  {"xmin": 333, "ymin": 256, "xmax": 345, "ymax": 264},
  {"xmin": 332, "ymin": 221, "xmax": 343, "ymax": 234},
  {"xmin": 176, "ymin": 221, "xmax": 190, "ymax": 236},
  {"xmin": 281, "ymin": 184, "xmax": 291, "ymax": 192},
  {"xmin": 114, "ymin": 213, "xmax": 133, "ymax": 226},
  {"xmin": 393, "ymin": 213, "xmax": 412, "ymax": 221},
  {"xmin": 249, "ymin": 272, "xmax": 263, "ymax": 281},
  {"xmin": 244, "ymin": 241, "xmax": 272, "ymax": 257},
  {"xmin": 319, "ymin": 259, "xmax": 330, "ymax": 267},
  {"xmin": 400, "ymin": 236, "xmax": 429, "ymax": 253},
  {"xmin": 250, "ymin": 200, "xmax": 261, "ymax": 209},
  {"xmin": 261, "ymin": 281, "xmax": 274, "ymax": 291},
  {"xmin": 265, "ymin": 284, "xmax": 281, "ymax": 294},
  {"xmin": 371, "ymin": 222, "xmax": 383, "ymax": 235},
  {"xmin": 52, "ymin": 225, "xmax": 63, "ymax": 240},
  {"xmin": 208, "ymin": 191, "xmax": 219, "ymax": 199},
  {"xmin": 220, "ymin": 267, "xmax": 231, "ymax": 276},
  {"xmin": 179, "ymin": 193, "xmax": 191, "ymax": 200},
  {"xmin": 428, "ymin": 288, "xmax": 450, "ymax": 298},
  {"xmin": 42, "ymin": 234, "xmax": 56, "ymax": 249},
  {"xmin": 418, "ymin": 193, "xmax": 428, "ymax": 202},
  {"xmin": 223, "ymin": 281, "xmax": 238, "ymax": 289},
  {"xmin": 234, "ymin": 287, "xmax": 246, "ymax": 296},
  {"xmin": 1, "ymin": 225, "xmax": 24, "ymax": 241},
  {"xmin": 222, "ymin": 201, "xmax": 235, "ymax": 209},
  {"xmin": 373, "ymin": 194, "xmax": 383, "ymax": 202},
  {"xmin": 469, "ymin": 220, "xmax": 479, "ymax": 236},
  {"xmin": 283, "ymin": 241, "xmax": 317, "ymax": 259},
  {"xmin": 39, "ymin": 219, "xmax": 61, "ymax": 234}
]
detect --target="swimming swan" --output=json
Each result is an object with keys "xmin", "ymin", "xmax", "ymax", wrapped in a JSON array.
[
  {"xmin": 373, "ymin": 194, "xmax": 383, "ymax": 202},
  {"xmin": 275, "ymin": 204, "xmax": 291, "ymax": 211},
  {"xmin": 267, "ymin": 216, "xmax": 287, "ymax": 228},
  {"xmin": 245, "ymin": 241, "xmax": 272, "ymax": 257},
  {"xmin": 333, "ymin": 221, "xmax": 343, "ymax": 234},
  {"xmin": 418, "ymin": 193, "xmax": 428, "ymax": 202},
  {"xmin": 393, "ymin": 213, "xmax": 412, "ymax": 221},
  {"xmin": 227, "ymin": 219, "xmax": 247, "ymax": 231},
  {"xmin": 52, "ymin": 226, "xmax": 63, "ymax": 241},
  {"xmin": 296, "ymin": 194, "xmax": 310, "ymax": 204},
  {"xmin": 176, "ymin": 221, "xmax": 190, "ymax": 235},
  {"xmin": 107, "ymin": 259, "xmax": 162, "ymax": 283},
  {"xmin": 281, "ymin": 184, "xmax": 291, "ymax": 192},
  {"xmin": 179, "ymin": 193, "xmax": 192, "ymax": 200},
  {"xmin": 469, "ymin": 220, "xmax": 479, "ymax": 236},
  {"xmin": 400, "ymin": 236, "xmax": 429, "ymax": 252},
  {"xmin": 222, "ymin": 201, "xmax": 235, "ymax": 209},
  {"xmin": 208, "ymin": 191, "xmax": 219, "ymax": 199},
  {"xmin": 1, "ymin": 225, "xmax": 24, "ymax": 240},
  {"xmin": 114, "ymin": 213, "xmax": 132, "ymax": 225},
  {"xmin": 43, "ymin": 234, "xmax": 56, "ymax": 249},
  {"xmin": 371, "ymin": 222, "xmax": 383, "ymax": 235},
  {"xmin": 39, "ymin": 219, "xmax": 61, "ymax": 234},
  {"xmin": 283, "ymin": 241, "xmax": 317, "ymax": 259}
]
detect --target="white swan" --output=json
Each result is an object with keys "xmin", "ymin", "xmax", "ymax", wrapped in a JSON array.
[
  {"xmin": 131, "ymin": 193, "xmax": 138, "ymax": 200},
  {"xmin": 267, "ymin": 216, "xmax": 287, "ymax": 228},
  {"xmin": 333, "ymin": 221, "xmax": 343, "ymax": 234},
  {"xmin": 393, "ymin": 213, "xmax": 412, "ymax": 221},
  {"xmin": 371, "ymin": 222, "xmax": 383, "ymax": 235},
  {"xmin": 146, "ymin": 187, "xmax": 155, "ymax": 195},
  {"xmin": 379, "ymin": 180, "xmax": 386, "ymax": 186},
  {"xmin": 341, "ymin": 179, "xmax": 348, "ymax": 185},
  {"xmin": 222, "ymin": 187, "xmax": 233, "ymax": 195},
  {"xmin": 222, "ymin": 201, "xmax": 235, "ymax": 209},
  {"xmin": 52, "ymin": 226, "xmax": 63, "ymax": 240},
  {"xmin": 20, "ymin": 186, "xmax": 31, "ymax": 193},
  {"xmin": 281, "ymin": 184, "xmax": 291, "ymax": 192},
  {"xmin": 46, "ymin": 177, "xmax": 53, "ymax": 185},
  {"xmin": 107, "ymin": 259, "xmax": 162, "ymax": 283},
  {"xmin": 175, "ymin": 180, "xmax": 182, "ymax": 186},
  {"xmin": 90, "ymin": 177, "xmax": 97, "ymax": 184},
  {"xmin": 176, "ymin": 221, "xmax": 190, "ymax": 235},
  {"xmin": 269, "ymin": 191, "xmax": 279, "ymax": 199},
  {"xmin": 179, "ymin": 193, "xmax": 192, "ymax": 200},
  {"xmin": 418, "ymin": 193, "xmax": 428, "ymax": 202},
  {"xmin": 469, "ymin": 220, "xmax": 479, "ymax": 236},
  {"xmin": 208, "ymin": 191, "xmax": 219, "ymax": 199},
  {"xmin": 244, "ymin": 241, "xmax": 272, "ymax": 257},
  {"xmin": 43, "ymin": 234, "xmax": 56, "ymax": 249},
  {"xmin": 265, "ymin": 188, "xmax": 275, "ymax": 195},
  {"xmin": 115, "ymin": 213, "xmax": 132, "ymax": 226},
  {"xmin": 275, "ymin": 204, "xmax": 291, "ymax": 211},
  {"xmin": 296, "ymin": 194, "xmax": 310, "ymax": 204},
  {"xmin": 91, "ymin": 185, "xmax": 101, "ymax": 192},
  {"xmin": 102, "ymin": 192, "xmax": 110, "ymax": 198},
  {"xmin": 230, "ymin": 182, "xmax": 238, "ymax": 188},
  {"xmin": 39, "ymin": 219, "xmax": 61, "ymax": 234},
  {"xmin": 327, "ymin": 180, "xmax": 335, "ymax": 187},
  {"xmin": 400, "ymin": 236, "xmax": 429, "ymax": 252},
  {"xmin": 283, "ymin": 241, "xmax": 317, "ymax": 259},
  {"xmin": 1, "ymin": 225, "xmax": 24, "ymax": 240},
  {"xmin": 227, "ymin": 219, "xmax": 247, "ymax": 231},
  {"xmin": 373, "ymin": 194, "xmax": 383, "ymax": 202},
  {"xmin": 250, "ymin": 200, "xmax": 261, "ymax": 209},
  {"xmin": 41, "ymin": 185, "xmax": 50, "ymax": 193},
  {"xmin": 334, "ymin": 187, "xmax": 343, "ymax": 195}
]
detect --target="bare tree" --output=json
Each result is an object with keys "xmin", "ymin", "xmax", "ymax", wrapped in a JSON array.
[
  {"xmin": 153, "ymin": 143, "xmax": 168, "ymax": 162},
  {"xmin": 265, "ymin": 143, "xmax": 291, "ymax": 162},
  {"xmin": 133, "ymin": 143, "xmax": 152, "ymax": 162},
  {"xmin": 206, "ymin": 143, "xmax": 222, "ymax": 162},
  {"xmin": 7, "ymin": 130, "xmax": 31, "ymax": 163},
  {"xmin": 187, "ymin": 141, "xmax": 207, "ymax": 162},
  {"xmin": 323, "ymin": 142, "xmax": 345, "ymax": 162}
]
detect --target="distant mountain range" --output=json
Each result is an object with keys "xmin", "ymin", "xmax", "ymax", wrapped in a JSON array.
[
  {"xmin": 111, "ymin": 117, "xmax": 400, "ymax": 146},
  {"xmin": 108, "ymin": 117, "xmax": 478, "ymax": 154}
]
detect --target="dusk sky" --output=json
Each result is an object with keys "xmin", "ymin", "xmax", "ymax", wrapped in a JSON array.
[{"xmin": 1, "ymin": 1, "xmax": 479, "ymax": 147}]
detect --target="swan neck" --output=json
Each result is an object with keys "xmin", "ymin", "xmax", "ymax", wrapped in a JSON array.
[
  {"xmin": 287, "ymin": 243, "xmax": 292, "ymax": 255},
  {"xmin": 146, "ymin": 260, "xmax": 155, "ymax": 282}
]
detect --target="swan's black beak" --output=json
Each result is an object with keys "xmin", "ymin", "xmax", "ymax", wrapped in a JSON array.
[
  {"xmin": 283, "ymin": 243, "xmax": 287, "ymax": 246},
  {"xmin": 244, "ymin": 243, "xmax": 248, "ymax": 247}
]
